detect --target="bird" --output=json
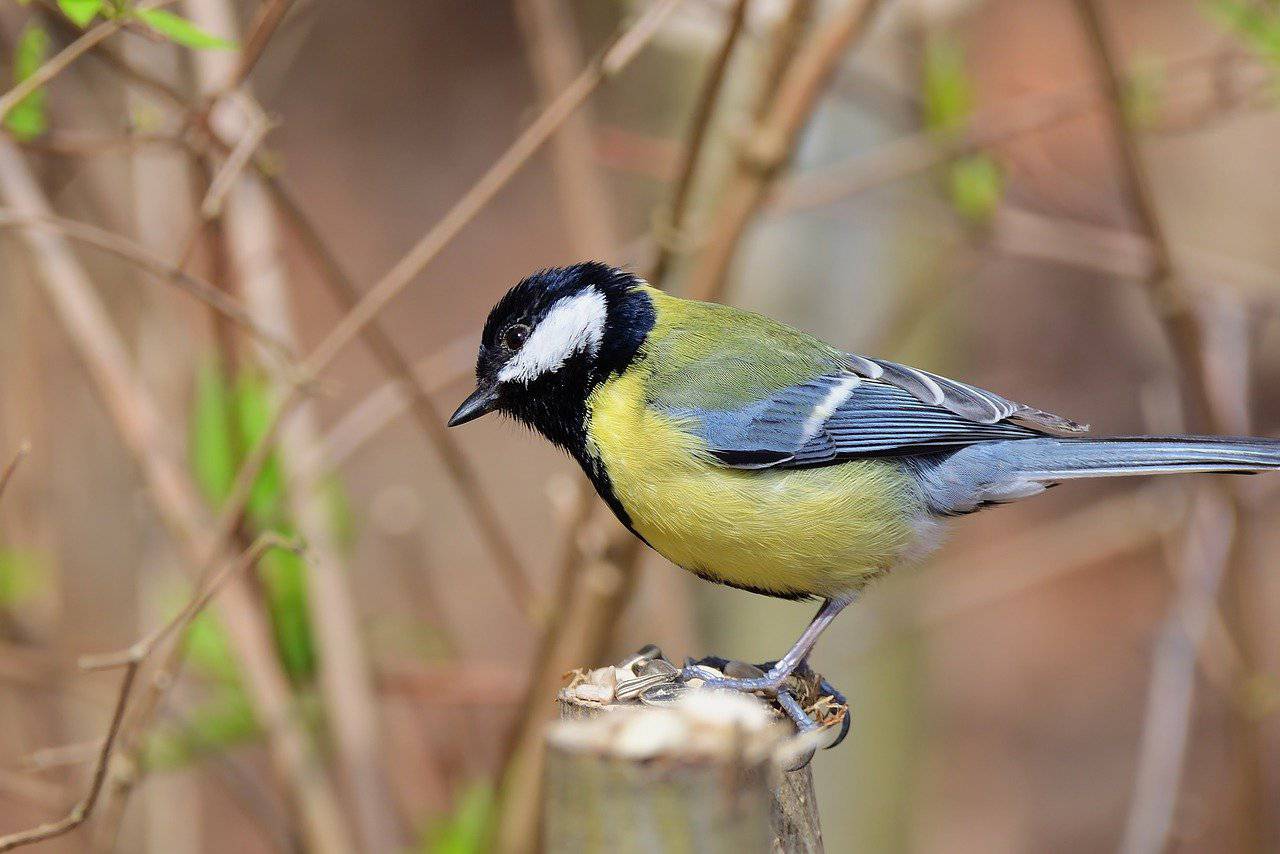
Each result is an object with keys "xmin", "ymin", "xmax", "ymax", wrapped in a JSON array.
[{"xmin": 448, "ymin": 261, "xmax": 1280, "ymax": 730}]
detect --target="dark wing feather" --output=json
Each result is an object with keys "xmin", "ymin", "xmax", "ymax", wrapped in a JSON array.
[
  {"xmin": 841, "ymin": 353, "xmax": 1087, "ymax": 433},
  {"xmin": 660, "ymin": 357, "xmax": 1087, "ymax": 470}
]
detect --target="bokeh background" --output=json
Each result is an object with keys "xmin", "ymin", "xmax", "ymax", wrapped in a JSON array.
[{"xmin": 1, "ymin": 0, "xmax": 1279, "ymax": 851}]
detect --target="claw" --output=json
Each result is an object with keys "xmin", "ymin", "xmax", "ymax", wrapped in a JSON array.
[{"xmin": 817, "ymin": 675, "xmax": 852, "ymax": 749}]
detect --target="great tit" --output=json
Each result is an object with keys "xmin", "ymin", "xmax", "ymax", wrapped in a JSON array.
[{"xmin": 448, "ymin": 262, "xmax": 1280, "ymax": 714}]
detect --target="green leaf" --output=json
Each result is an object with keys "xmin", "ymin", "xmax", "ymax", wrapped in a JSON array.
[
  {"xmin": 133, "ymin": 8, "xmax": 236, "ymax": 50},
  {"xmin": 1203, "ymin": 0, "xmax": 1280, "ymax": 64},
  {"xmin": 922, "ymin": 35, "xmax": 973, "ymax": 136},
  {"xmin": 233, "ymin": 371, "xmax": 287, "ymax": 529},
  {"xmin": 183, "ymin": 609, "xmax": 242, "ymax": 683},
  {"xmin": 258, "ymin": 547, "xmax": 316, "ymax": 683},
  {"xmin": 57, "ymin": 0, "xmax": 104, "ymax": 27},
  {"xmin": 1123, "ymin": 56, "xmax": 1166, "ymax": 130},
  {"xmin": 142, "ymin": 687, "xmax": 259, "ymax": 771},
  {"xmin": 190, "ymin": 358, "xmax": 237, "ymax": 507},
  {"xmin": 5, "ymin": 24, "xmax": 49, "ymax": 141},
  {"xmin": 0, "ymin": 548, "xmax": 48, "ymax": 606},
  {"xmin": 421, "ymin": 783, "xmax": 496, "ymax": 854},
  {"xmin": 947, "ymin": 154, "xmax": 1004, "ymax": 223}
]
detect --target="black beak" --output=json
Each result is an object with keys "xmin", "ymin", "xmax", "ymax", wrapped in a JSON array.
[{"xmin": 447, "ymin": 384, "xmax": 501, "ymax": 427}]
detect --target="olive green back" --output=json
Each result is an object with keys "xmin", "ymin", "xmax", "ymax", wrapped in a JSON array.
[{"xmin": 637, "ymin": 288, "xmax": 847, "ymax": 411}]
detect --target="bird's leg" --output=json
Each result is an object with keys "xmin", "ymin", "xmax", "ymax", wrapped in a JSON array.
[{"xmin": 687, "ymin": 594, "xmax": 857, "ymax": 695}]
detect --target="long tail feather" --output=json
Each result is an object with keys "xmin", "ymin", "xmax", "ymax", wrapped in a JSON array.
[
  {"xmin": 1014, "ymin": 436, "xmax": 1280, "ymax": 479},
  {"xmin": 911, "ymin": 435, "xmax": 1280, "ymax": 515}
]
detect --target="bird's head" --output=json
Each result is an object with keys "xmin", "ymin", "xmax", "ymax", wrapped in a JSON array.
[{"xmin": 447, "ymin": 262, "xmax": 655, "ymax": 450}]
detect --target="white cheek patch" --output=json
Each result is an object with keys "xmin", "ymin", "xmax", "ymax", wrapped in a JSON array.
[{"xmin": 498, "ymin": 288, "xmax": 608, "ymax": 383}]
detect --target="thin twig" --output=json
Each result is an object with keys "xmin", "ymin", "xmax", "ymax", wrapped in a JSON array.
[
  {"xmin": 770, "ymin": 50, "xmax": 1265, "ymax": 217},
  {"xmin": 0, "ymin": 536, "xmax": 294, "ymax": 852},
  {"xmin": 1072, "ymin": 2, "xmax": 1264, "ymax": 849},
  {"xmin": 0, "ymin": 442, "xmax": 30, "ymax": 507},
  {"xmin": 81, "ymin": 534, "xmax": 298, "ymax": 673},
  {"xmin": 199, "ymin": 107, "xmax": 276, "ymax": 219},
  {"xmin": 180, "ymin": 0, "xmax": 405, "ymax": 841},
  {"xmin": 513, "ymin": 0, "xmax": 621, "ymax": 259},
  {"xmin": 0, "ymin": 661, "xmax": 137, "ymax": 852},
  {"xmin": 649, "ymin": 0, "xmax": 751, "ymax": 283},
  {"xmin": 1120, "ymin": 489, "xmax": 1237, "ymax": 854},
  {"xmin": 226, "ymin": 0, "xmax": 297, "ymax": 90},
  {"xmin": 299, "ymin": 0, "xmax": 682, "ymax": 376},
  {"xmin": 683, "ymin": 0, "xmax": 885, "ymax": 301},
  {"xmin": 0, "ymin": 210, "xmax": 293, "ymax": 356},
  {"xmin": 266, "ymin": 175, "xmax": 538, "ymax": 614},
  {"xmin": 0, "ymin": 18, "xmax": 126, "ymax": 124},
  {"xmin": 0, "ymin": 135, "xmax": 354, "ymax": 854}
]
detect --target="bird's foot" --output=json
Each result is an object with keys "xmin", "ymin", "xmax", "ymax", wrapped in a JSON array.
[{"xmin": 682, "ymin": 656, "xmax": 851, "ymax": 762}]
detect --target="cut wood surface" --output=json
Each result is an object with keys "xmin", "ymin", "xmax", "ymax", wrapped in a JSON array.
[{"xmin": 546, "ymin": 688, "xmax": 824, "ymax": 853}]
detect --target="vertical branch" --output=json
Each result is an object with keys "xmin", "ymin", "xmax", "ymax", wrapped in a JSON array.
[
  {"xmin": 298, "ymin": 0, "xmax": 682, "ymax": 376},
  {"xmin": 0, "ymin": 136, "xmax": 355, "ymax": 854},
  {"xmin": 0, "ymin": 442, "xmax": 29, "ymax": 506},
  {"xmin": 492, "ymin": 4, "xmax": 771, "ymax": 849},
  {"xmin": 513, "ymin": 0, "xmax": 621, "ymax": 259},
  {"xmin": 180, "ymin": 0, "xmax": 403, "ymax": 849},
  {"xmin": 1072, "ymin": 1, "xmax": 1267, "ymax": 849},
  {"xmin": 648, "ymin": 0, "xmax": 752, "ymax": 284},
  {"xmin": 683, "ymin": 0, "xmax": 884, "ymax": 302}
]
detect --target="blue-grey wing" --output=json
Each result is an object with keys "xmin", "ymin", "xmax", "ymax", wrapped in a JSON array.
[{"xmin": 661, "ymin": 353, "xmax": 1088, "ymax": 469}]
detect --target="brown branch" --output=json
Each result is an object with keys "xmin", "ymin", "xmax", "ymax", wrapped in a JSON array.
[
  {"xmin": 16, "ymin": 131, "xmax": 185, "ymax": 156},
  {"xmin": 0, "ymin": 17, "xmax": 127, "ymax": 124},
  {"xmin": 0, "ymin": 535, "xmax": 294, "ymax": 852},
  {"xmin": 513, "ymin": 0, "xmax": 621, "ymax": 259},
  {"xmin": 649, "ymin": 0, "xmax": 751, "ymax": 283},
  {"xmin": 0, "ymin": 661, "xmax": 138, "ymax": 852},
  {"xmin": 198, "ymin": 106, "xmax": 276, "ymax": 219},
  {"xmin": 299, "ymin": 0, "xmax": 682, "ymax": 376},
  {"xmin": 682, "ymin": 0, "xmax": 884, "ymax": 302},
  {"xmin": 769, "ymin": 48, "xmax": 1264, "ymax": 217},
  {"xmin": 494, "ymin": 5, "xmax": 757, "ymax": 847},
  {"xmin": 0, "ymin": 441, "xmax": 30, "ymax": 507},
  {"xmin": 83, "ymin": 534, "xmax": 300, "ymax": 673},
  {"xmin": 1073, "ymin": 0, "xmax": 1210, "ymax": 428},
  {"xmin": 227, "ymin": 0, "xmax": 297, "ymax": 91},
  {"xmin": 0, "ymin": 135, "xmax": 354, "ymax": 854},
  {"xmin": 313, "ymin": 331, "xmax": 475, "ymax": 469},
  {"xmin": 267, "ymin": 176, "xmax": 538, "ymax": 614},
  {"xmin": 180, "ymin": 0, "xmax": 404, "ymax": 840},
  {"xmin": 1071, "ymin": 2, "xmax": 1266, "ymax": 849},
  {"xmin": 0, "ymin": 210, "xmax": 293, "ymax": 356}
]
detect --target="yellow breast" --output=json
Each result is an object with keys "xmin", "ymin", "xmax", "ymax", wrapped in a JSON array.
[{"xmin": 585, "ymin": 371, "xmax": 926, "ymax": 599}]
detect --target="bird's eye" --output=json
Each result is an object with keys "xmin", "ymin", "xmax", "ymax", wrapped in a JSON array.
[{"xmin": 503, "ymin": 324, "xmax": 531, "ymax": 351}]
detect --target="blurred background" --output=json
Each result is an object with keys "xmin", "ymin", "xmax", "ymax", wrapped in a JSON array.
[{"xmin": 1, "ymin": 0, "xmax": 1279, "ymax": 851}]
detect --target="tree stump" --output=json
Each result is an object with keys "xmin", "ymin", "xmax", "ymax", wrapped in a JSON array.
[{"xmin": 543, "ymin": 653, "xmax": 829, "ymax": 852}]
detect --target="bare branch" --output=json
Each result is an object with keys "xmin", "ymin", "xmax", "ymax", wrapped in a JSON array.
[
  {"xmin": 650, "ymin": 0, "xmax": 751, "ymax": 284},
  {"xmin": 0, "ymin": 18, "xmax": 126, "ymax": 124},
  {"xmin": 227, "ymin": 0, "xmax": 298, "ymax": 91},
  {"xmin": 300, "ymin": 0, "xmax": 682, "ymax": 376},
  {"xmin": 0, "ymin": 210, "xmax": 294, "ymax": 356},
  {"xmin": 0, "ymin": 660, "xmax": 138, "ymax": 853},
  {"xmin": 1072, "ymin": 2, "xmax": 1265, "ymax": 848},
  {"xmin": 0, "ymin": 135, "xmax": 354, "ymax": 854},
  {"xmin": 81, "ymin": 534, "xmax": 299, "ymax": 673},
  {"xmin": 198, "ymin": 104, "xmax": 277, "ymax": 219},
  {"xmin": 0, "ymin": 535, "xmax": 295, "ymax": 852},
  {"xmin": 0, "ymin": 441, "xmax": 30, "ymax": 507},
  {"xmin": 0, "ymin": 0, "xmax": 183, "ymax": 123}
]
